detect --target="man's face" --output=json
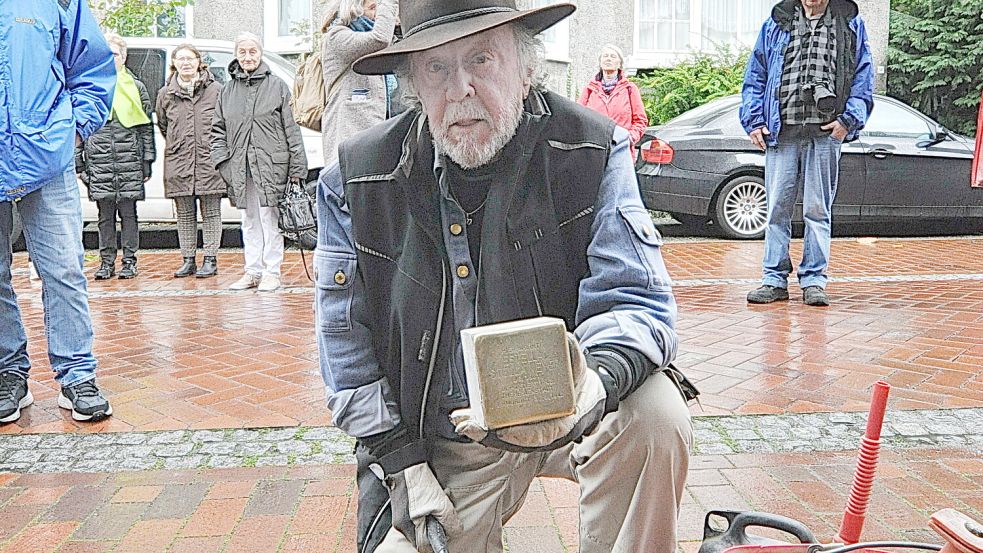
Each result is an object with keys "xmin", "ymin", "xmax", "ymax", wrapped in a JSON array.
[
  {"xmin": 110, "ymin": 45, "xmax": 126, "ymax": 70},
  {"xmin": 409, "ymin": 25, "xmax": 529, "ymax": 169},
  {"xmin": 236, "ymin": 41, "xmax": 262, "ymax": 73},
  {"xmin": 800, "ymin": 0, "xmax": 830, "ymax": 14}
]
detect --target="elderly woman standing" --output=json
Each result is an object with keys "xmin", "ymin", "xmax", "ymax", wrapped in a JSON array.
[
  {"xmin": 578, "ymin": 44, "xmax": 649, "ymax": 160},
  {"xmin": 211, "ymin": 33, "xmax": 307, "ymax": 292},
  {"xmin": 156, "ymin": 44, "xmax": 225, "ymax": 279},
  {"xmin": 320, "ymin": 0, "xmax": 398, "ymax": 166},
  {"xmin": 78, "ymin": 33, "xmax": 156, "ymax": 280}
]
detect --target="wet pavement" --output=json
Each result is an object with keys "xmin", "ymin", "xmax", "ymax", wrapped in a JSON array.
[{"xmin": 1, "ymin": 236, "xmax": 981, "ymax": 551}]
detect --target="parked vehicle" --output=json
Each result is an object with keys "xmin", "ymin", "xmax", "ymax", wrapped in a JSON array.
[{"xmin": 636, "ymin": 94, "xmax": 980, "ymax": 239}]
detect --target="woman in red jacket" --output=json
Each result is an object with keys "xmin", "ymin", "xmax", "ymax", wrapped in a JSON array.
[
  {"xmin": 973, "ymin": 90, "xmax": 983, "ymax": 187},
  {"xmin": 578, "ymin": 44, "xmax": 649, "ymax": 160}
]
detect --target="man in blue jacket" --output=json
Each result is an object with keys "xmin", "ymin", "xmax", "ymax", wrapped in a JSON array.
[
  {"xmin": 0, "ymin": 0, "xmax": 116, "ymax": 423},
  {"xmin": 741, "ymin": 0, "xmax": 874, "ymax": 306}
]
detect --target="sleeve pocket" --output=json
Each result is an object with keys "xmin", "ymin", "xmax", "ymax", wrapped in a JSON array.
[
  {"xmin": 617, "ymin": 206, "xmax": 671, "ymax": 290},
  {"xmin": 273, "ymin": 152, "xmax": 290, "ymax": 164},
  {"xmin": 315, "ymin": 250, "xmax": 356, "ymax": 333}
]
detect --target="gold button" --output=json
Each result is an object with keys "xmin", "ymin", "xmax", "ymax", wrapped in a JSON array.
[
  {"xmin": 450, "ymin": 223, "xmax": 463, "ymax": 236},
  {"xmin": 334, "ymin": 271, "xmax": 347, "ymax": 285},
  {"xmin": 456, "ymin": 265, "xmax": 470, "ymax": 278}
]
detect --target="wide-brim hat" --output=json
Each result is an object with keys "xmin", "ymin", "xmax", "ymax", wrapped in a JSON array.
[{"xmin": 353, "ymin": 0, "xmax": 575, "ymax": 75}]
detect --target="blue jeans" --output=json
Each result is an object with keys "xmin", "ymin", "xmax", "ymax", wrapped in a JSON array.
[
  {"xmin": 0, "ymin": 169, "xmax": 98, "ymax": 386},
  {"xmin": 762, "ymin": 135, "xmax": 841, "ymax": 290}
]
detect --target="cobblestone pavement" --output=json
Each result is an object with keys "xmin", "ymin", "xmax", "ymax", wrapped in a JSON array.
[
  {"xmin": 1, "ymin": 237, "xmax": 981, "ymax": 551},
  {"xmin": 0, "ymin": 408, "xmax": 980, "ymax": 474}
]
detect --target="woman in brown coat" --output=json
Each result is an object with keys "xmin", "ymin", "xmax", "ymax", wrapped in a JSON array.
[{"xmin": 156, "ymin": 44, "xmax": 225, "ymax": 278}]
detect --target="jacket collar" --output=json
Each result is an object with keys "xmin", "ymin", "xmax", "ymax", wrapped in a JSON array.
[
  {"xmin": 772, "ymin": 0, "xmax": 859, "ymax": 30},
  {"xmin": 166, "ymin": 69, "xmax": 215, "ymax": 98},
  {"xmin": 228, "ymin": 60, "xmax": 271, "ymax": 82}
]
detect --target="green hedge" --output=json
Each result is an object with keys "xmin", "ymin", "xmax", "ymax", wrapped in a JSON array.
[{"xmin": 631, "ymin": 49, "xmax": 750, "ymax": 126}]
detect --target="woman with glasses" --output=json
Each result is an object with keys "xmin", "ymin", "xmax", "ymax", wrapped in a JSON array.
[{"xmin": 156, "ymin": 44, "xmax": 226, "ymax": 278}]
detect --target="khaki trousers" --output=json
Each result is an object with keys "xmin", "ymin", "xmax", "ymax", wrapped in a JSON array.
[{"xmin": 377, "ymin": 371, "xmax": 693, "ymax": 553}]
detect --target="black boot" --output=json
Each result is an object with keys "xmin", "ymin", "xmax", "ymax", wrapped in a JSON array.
[
  {"xmin": 195, "ymin": 256, "xmax": 218, "ymax": 278},
  {"xmin": 94, "ymin": 261, "xmax": 115, "ymax": 280},
  {"xmin": 174, "ymin": 257, "xmax": 197, "ymax": 278},
  {"xmin": 118, "ymin": 259, "xmax": 138, "ymax": 279}
]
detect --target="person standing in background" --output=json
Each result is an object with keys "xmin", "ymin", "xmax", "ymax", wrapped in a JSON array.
[
  {"xmin": 1, "ymin": 0, "xmax": 115, "ymax": 424},
  {"xmin": 157, "ymin": 44, "xmax": 226, "ymax": 279},
  {"xmin": 578, "ymin": 44, "xmax": 649, "ymax": 160},
  {"xmin": 212, "ymin": 33, "xmax": 308, "ymax": 292},
  {"xmin": 319, "ymin": 0, "xmax": 399, "ymax": 167},
  {"xmin": 973, "ymin": 89, "xmax": 982, "ymax": 187},
  {"xmin": 78, "ymin": 33, "xmax": 156, "ymax": 281}
]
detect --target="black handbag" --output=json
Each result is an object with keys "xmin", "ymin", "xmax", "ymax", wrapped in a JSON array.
[{"xmin": 277, "ymin": 180, "xmax": 318, "ymax": 251}]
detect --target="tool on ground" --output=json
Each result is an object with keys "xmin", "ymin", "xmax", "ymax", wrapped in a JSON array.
[{"xmin": 698, "ymin": 379, "xmax": 983, "ymax": 553}]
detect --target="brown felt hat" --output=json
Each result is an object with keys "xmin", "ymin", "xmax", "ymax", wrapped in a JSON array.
[{"xmin": 352, "ymin": 0, "xmax": 575, "ymax": 75}]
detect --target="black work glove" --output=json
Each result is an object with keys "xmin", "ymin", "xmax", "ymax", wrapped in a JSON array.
[{"xmin": 143, "ymin": 161, "xmax": 152, "ymax": 180}]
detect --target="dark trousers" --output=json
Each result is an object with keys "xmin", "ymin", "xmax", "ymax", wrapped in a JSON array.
[{"xmin": 96, "ymin": 198, "xmax": 139, "ymax": 263}]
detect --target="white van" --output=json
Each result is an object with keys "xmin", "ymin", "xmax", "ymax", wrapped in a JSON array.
[{"xmin": 82, "ymin": 37, "xmax": 324, "ymax": 224}]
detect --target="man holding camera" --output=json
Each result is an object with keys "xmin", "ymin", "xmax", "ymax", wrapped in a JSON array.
[{"xmin": 741, "ymin": 0, "xmax": 873, "ymax": 306}]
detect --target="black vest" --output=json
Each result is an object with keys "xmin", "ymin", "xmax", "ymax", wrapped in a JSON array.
[{"xmin": 338, "ymin": 91, "xmax": 616, "ymax": 438}]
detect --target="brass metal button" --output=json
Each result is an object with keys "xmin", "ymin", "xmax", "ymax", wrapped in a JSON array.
[
  {"xmin": 456, "ymin": 265, "xmax": 470, "ymax": 278},
  {"xmin": 450, "ymin": 223, "xmax": 463, "ymax": 236},
  {"xmin": 334, "ymin": 271, "xmax": 347, "ymax": 285}
]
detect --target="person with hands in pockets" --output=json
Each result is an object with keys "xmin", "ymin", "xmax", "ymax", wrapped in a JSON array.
[{"xmin": 314, "ymin": 1, "xmax": 698, "ymax": 552}]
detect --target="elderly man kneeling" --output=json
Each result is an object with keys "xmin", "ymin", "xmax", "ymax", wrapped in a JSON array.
[{"xmin": 314, "ymin": 2, "xmax": 698, "ymax": 552}]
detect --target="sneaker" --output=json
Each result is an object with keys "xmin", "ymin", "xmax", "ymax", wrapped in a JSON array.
[
  {"xmin": 257, "ymin": 273, "xmax": 281, "ymax": 292},
  {"xmin": 229, "ymin": 273, "xmax": 261, "ymax": 290},
  {"xmin": 94, "ymin": 261, "xmax": 115, "ymax": 280},
  {"xmin": 118, "ymin": 260, "xmax": 138, "ymax": 279},
  {"xmin": 802, "ymin": 286, "xmax": 830, "ymax": 307},
  {"xmin": 58, "ymin": 379, "xmax": 112, "ymax": 422},
  {"xmin": 747, "ymin": 285, "xmax": 790, "ymax": 304},
  {"xmin": 0, "ymin": 373, "xmax": 33, "ymax": 424}
]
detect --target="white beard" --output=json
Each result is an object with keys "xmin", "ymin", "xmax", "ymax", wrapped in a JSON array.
[{"xmin": 431, "ymin": 97, "xmax": 523, "ymax": 170}]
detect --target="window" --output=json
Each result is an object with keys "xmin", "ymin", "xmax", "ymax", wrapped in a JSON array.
[
  {"xmin": 636, "ymin": 0, "xmax": 691, "ymax": 52},
  {"xmin": 524, "ymin": 0, "xmax": 570, "ymax": 62},
  {"xmin": 156, "ymin": 5, "xmax": 192, "ymax": 38},
  {"xmin": 861, "ymin": 100, "xmax": 933, "ymax": 140},
  {"xmin": 700, "ymin": 0, "xmax": 772, "ymax": 51},
  {"xmin": 264, "ymin": 0, "xmax": 313, "ymax": 54}
]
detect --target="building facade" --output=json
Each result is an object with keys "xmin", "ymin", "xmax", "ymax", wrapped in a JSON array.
[{"xmin": 150, "ymin": 0, "xmax": 890, "ymax": 97}]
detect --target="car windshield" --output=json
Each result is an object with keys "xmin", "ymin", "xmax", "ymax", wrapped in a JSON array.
[{"xmin": 666, "ymin": 96, "xmax": 742, "ymax": 127}]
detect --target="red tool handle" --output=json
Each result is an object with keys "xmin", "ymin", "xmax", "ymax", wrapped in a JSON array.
[{"xmin": 835, "ymin": 381, "xmax": 890, "ymax": 545}]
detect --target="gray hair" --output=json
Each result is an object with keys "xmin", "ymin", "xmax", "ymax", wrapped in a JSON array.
[
  {"xmin": 395, "ymin": 24, "xmax": 547, "ymax": 113},
  {"xmin": 325, "ymin": 0, "xmax": 365, "ymax": 28},
  {"xmin": 599, "ymin": 43, "xmax": 625, "ymax": 69},
  {"xmin": 234, "ymin": 32, "xmax": 263, "ymax": 53},
  {"xmin": 104, "ymin": 32, "xmax": 127, "ymax": 58}
]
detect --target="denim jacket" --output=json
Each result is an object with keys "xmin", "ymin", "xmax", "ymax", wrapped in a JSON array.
[{"xmin": 316, "ymin": 115, "xmax": 678, "ymax": 441}]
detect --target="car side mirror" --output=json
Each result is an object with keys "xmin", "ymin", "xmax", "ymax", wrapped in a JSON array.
[{"xmin": 917, "ymin": 129, "xmax": 950, "ymax": 149}]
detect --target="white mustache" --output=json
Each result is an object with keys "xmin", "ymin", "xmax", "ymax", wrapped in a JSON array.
[{"xmin": 442, "ymin": 101, "xmax": 490, "ymax": 127}]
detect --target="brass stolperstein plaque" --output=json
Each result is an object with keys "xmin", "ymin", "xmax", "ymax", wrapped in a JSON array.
[{"xmin": 460, "ymin": 317, "xmax": 576, "ymax": 430}]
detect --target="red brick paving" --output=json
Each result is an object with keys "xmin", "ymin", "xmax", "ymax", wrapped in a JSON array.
[
  {"xmin": 4, "ymin": 237, "xmax": 983, "ymax": 433},
  {"xmin": 0, "ymin": 449, "xmax": 978, "ymax": 552}
]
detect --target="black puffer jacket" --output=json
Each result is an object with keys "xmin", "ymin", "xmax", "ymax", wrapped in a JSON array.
[{"xmin": 78, "ymin": 70, "xmax": 156, "ymax": 201}]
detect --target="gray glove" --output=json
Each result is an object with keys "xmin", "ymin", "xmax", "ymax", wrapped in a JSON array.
[
  {"xmin": 377, "ymin": 462, "xmax": 462, "ymax": 553},
  {"xmin": 450, "ymin": 333, "xmax": 608, "ymax": 452}
]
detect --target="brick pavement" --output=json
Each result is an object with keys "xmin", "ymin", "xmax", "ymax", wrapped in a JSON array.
[
  {"xmin": 2, "ymin": 236, "xmax": 981, "ymax": 552},
  {"xmin": 0, "ymin": 448, "xmax": 979, "ymax": 552}
]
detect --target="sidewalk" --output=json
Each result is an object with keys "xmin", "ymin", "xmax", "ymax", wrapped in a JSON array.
[{"xmin": 2, "ymin": 236, "xmax": 981, "ymax": 551}]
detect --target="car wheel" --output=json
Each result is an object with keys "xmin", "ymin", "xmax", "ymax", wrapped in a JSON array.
[{"xmin": 713, "ymin": 175, "xmax": 768, "ymax": 240}]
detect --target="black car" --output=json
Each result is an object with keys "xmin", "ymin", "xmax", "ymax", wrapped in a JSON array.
[{"xmin": 636, "ymin": 94, "xmax": 981, "ymax": 239}]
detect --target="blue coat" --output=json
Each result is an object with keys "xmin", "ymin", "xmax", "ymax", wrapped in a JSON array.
[
  {"xmin": 0, "ymin": 0, "xmax": 115, "ymax": 201},
  {"xmin": 740, "ymin": 0, "xmax": 875, "ymax": 146}
]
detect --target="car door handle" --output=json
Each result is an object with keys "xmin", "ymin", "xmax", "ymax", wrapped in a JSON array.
[{"xmin": 869, "ymin": 148, "xmax": 891, "ymax": 159}]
